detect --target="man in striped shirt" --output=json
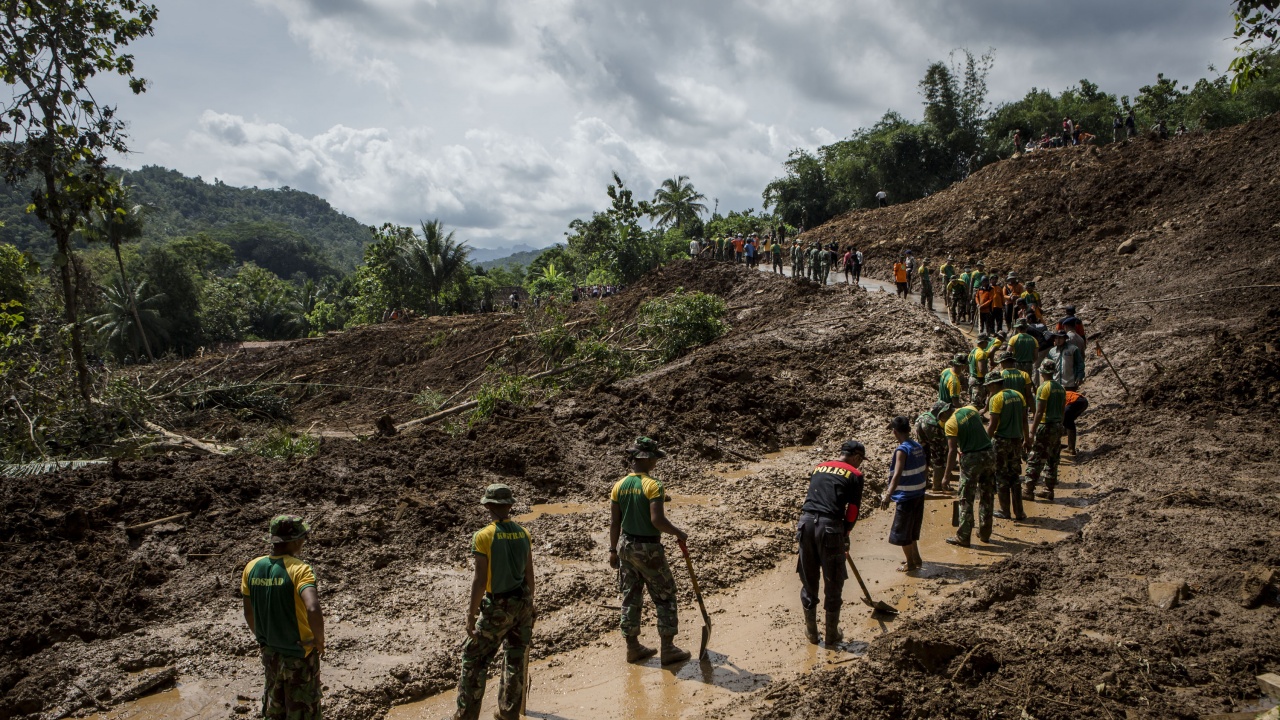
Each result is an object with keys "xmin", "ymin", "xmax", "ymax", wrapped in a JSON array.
[{"xmin": 881, "ymin": 416, "xmax": 928, "ymax": 572}]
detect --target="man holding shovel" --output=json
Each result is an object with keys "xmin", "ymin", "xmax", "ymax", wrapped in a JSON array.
[
  {"xmin": 796, "ymin": 441, "xmax": 866, "ymax": 645},
  {"xmin": 609, "ymin": 437, "xmax": 692, "ymax": 666}
]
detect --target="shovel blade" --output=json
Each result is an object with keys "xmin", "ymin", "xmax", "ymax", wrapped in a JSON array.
[
  {"xmin": 872, "ymin": 601, "xmax": 899, "ymax": 616},
  {"xmin": 699, "ymin": 625, "xmax": 710, "ymax": 660}
]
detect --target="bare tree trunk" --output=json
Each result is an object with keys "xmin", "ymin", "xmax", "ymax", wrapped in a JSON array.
[
  {"xmin": 113, "ymin": 240, "xmax": 154, "ymax": 361},
  {"xmin": 55, "ymin": 230, "xmax": 93, "ymax": 402}
]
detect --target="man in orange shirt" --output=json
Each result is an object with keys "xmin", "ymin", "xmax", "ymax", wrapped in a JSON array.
[
  {"xmin": 974, "ymin": 281, "xmax": 995, "ymax": 334},
  {"xmin": 893, "ymin": 260, "xmax": 909, "ymax": 298},
  {"xmin": 989, "ymin": 277, "xmax": 1006, "ymax": 333},
  {"xmin": 731, "ymin": 235, "xmax": 746, "ymax": 263}
]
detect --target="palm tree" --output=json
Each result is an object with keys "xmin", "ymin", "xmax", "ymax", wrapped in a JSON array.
[
  {"xmin": 649, "ymin": 175, "xmax": 707, "ymax": 231},
  {"xmin": 82, "ymin": 179, "xmax": 153, "ymax": 360},
  {"xmin": 88, "ymin": 280, "xmax": 168, "ymax": 361},
  {"xmin": 399, "ymin": 220, "xmax": 472, "ymax": 314}
]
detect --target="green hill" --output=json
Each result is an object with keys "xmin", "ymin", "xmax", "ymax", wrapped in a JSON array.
[
  {"xmin": 0, "ymin": 165, "xmax": 372, "ymax": 272},
  {"xmin": 477, "ymin": 246, "xmax": 548, "ymax": 271}
]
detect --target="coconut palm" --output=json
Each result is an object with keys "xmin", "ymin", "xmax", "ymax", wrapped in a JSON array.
[
  {"xmin": 399, "ymin": 220, "xmax": 472, "ymax": 314},
  {"xmin": 82, "ymin": 179, "xmax": 153, "ymax": 360},
  {"xmin": 649, "ymin": 175, "xmax": 707, "ymax": 231},
  {"xmin": 88, "ymin": 280, "xmax": 168, "ymax": 361}
]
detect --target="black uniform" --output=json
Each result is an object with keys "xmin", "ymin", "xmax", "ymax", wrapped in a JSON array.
[{"xmin": 796, "ymin": 461, "xmax": 864, "ymax": 611}]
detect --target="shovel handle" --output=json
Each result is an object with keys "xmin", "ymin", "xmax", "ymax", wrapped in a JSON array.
[{"xmin": 845, "ymin": 552, "xmax": 876, "ymax": 603}]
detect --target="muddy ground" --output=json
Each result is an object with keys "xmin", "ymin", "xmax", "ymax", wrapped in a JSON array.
[{"xmin": 3, "ymin": 115, "xmax": 1280, "ymax": 720}]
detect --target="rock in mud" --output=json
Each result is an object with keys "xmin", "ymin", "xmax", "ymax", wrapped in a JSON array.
[
  {"xmin": 1147, "ymin": 580, "xmax": 1189, "ymax": 610},
  {"xmin": 1240, "ymin": 566, "xmax": 1277, "ymax": 609}
]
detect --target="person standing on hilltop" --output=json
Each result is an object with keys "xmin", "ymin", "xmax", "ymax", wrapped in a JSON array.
[
  {"xmin": 610, "ymin": 438, "xmax": 691, "ymax": 666},
  {"xmin": 797, "ymin": 441, "xmax": 866, "ymax": 645},
  {"xmin": 1125, "ymin": 109, "xmax": 1137, "ymax": 139},
  {"xmin": 455, "ymin": 485, "xmax": 535, "ymax": 720},
  {"xmin": 876, "ymin": 189, "xmax": 888, "ymax": 208},
  {"xmin": 242, "ymin": 515, "xmax": 325, "ymax": 720}
]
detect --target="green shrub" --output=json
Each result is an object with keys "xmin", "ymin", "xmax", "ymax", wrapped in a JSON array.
[
  {"xmin": 471, "ymin": 373, "xmax": 532, "ymax": 422},
  {"xmin": 637, "ymin": 288, "xmax": 727, "ymax": 362},
  {"xmin": 246, "ymin": 427, "xmax": 318, "ymax": 460}
]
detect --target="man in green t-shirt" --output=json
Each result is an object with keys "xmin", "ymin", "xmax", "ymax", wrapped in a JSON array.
[
  {"xmin": 241, "ymin": 515, "xmax": 325, "ymax": 720},
  {"xmin": 1024, "ymin": 359, "xmax": 1067, "ymax": 502},
  {"xmin": 997, "ymin": 352, "xmax": 1031, "ymax": 400},
  {"xmin": 1008, "ymin": 319, "xmax": 1039, "ymax": 376},
  {"xmin": 938, "ymin": 354, "xmax": 966, "ymax": 407},
  {"xmin": 968, "ymin": 333, "xmax": 991, "ymax": 405},
  {"xmin": 455, "ymin": 484, "xmax": 535, "ymax": 720},
  {"xmin": 942, "ymin": 403, "xmax": 996, "ymax": 547},
  {"xmin": 609, "ymin": 437, "xmax": 690, "ymax": 665},
  {"xmin": 984, "ymin": 375, "xmax": 1028, "ymax": 522}
]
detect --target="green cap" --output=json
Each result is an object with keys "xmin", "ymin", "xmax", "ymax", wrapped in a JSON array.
[
  {"xmin": 951, "ymin": 353, "xmax": 967, "ymax": 366},
  {"xmin": 627, "ymin": 436, "xmax": 666, "ymax": 459},
  {"xmin": 481, "ymin": 484, "xmax": 516, "ymax": 505},
  {"xmin": 985, "ymin": 374, "xmax": 1006, "ymax": 386},
  {"xmin": 932, "ymin": 401, "xmax": 953, "ymax": 418},
  {"xmin": 268, "ymin": 514, "xmax": 310, "ymax": 544},
  {"xmin": 1014, "ymin": 318, "xmax": 1029, "ymax": 328}
]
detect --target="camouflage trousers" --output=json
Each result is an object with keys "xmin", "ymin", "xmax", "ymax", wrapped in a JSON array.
[
  {"xmin": 921, "ymin": 439, "xmax": 949, "ymax": 489},
  {"xmin": 993, "ymin": 436, "xmax": 1025, "ymax": 491},
  {"xmin": 956, "ymin": 448, "xmax": 996, "ymax": 544},
  {"xmin": 261, "ymin": 647, "xmax": 321, "ymax": 720},
  {"xmin": 618, "ymin": 537, "xmax": 679, "ymax": 638},
  {"xmin": 455, "ymin": 593, "xmax": 533, "ymax": 720},
  {"xmin": 968, "ymin": 377, "xmax": 986, "ymax": 406},
  {"xmin": 1025, "ymin": 422, "xmax": 1064, "ymax": 490}
]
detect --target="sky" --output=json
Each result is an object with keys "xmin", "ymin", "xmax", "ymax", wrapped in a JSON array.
[{"xmin": 99, "ymin": 0, "xmax": 1239, "ymax": 252}]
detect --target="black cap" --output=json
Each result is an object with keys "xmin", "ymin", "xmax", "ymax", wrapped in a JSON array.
[
  {"xmin": 839, "ymin": 440, "xmax": 865, "ymax": 456},
  {"xmin": 888, "ymin": 416, "xmax": 911, "ymax": 433}
]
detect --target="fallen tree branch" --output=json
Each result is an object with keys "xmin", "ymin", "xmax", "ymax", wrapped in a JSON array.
[
  {"xmin": 395, "ymin": 362, "xmax": 591, "ymax": 432},
  {"xmin": 126, "ymin": 512, "xmax": 190, "ymax": 533},
  {"xmin": 142, "ymin": 421, "xmax": 227, "ymax": 456}
]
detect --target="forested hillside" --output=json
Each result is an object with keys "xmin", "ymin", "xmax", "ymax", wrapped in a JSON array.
[{"xmin": 0, "ymin": 165, "xmax": 372, "ymax": 270}]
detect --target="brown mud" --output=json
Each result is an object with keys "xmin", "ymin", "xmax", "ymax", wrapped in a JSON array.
[{"xmin": 4, "ymin": 115, "xmax": 1280, "ymax": 720}]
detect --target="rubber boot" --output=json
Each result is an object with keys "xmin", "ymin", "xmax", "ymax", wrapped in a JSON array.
[
  {"xmin": 625, "ymin": 634, "xmax": 656, "ymax": 663},
  {"xmin": 803, "ymin": 607, "xmax": 820, "ymax": 645},
  {"xmin": 1011, "ymin": 486, "xmax": 1027, "ymax": 521},
  {"xmin": 994, "ymin": 487, "xmax": 1011, "ymax": 519},
  {"xmin": 659, "ymin": 635, "xmax": 691, "ymax": 665},
  {"xmin": 1022, "ymin": 481, "xmax": 1037, "ymax": 500},
  {"xmin": 824, "ymin": 611, "xmax": 843, "ymax": 646}
]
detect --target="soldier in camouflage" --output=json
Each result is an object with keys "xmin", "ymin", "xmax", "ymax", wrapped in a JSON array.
[
  {"xmin": 1025, "ymin": 358, "xmax": 1068, "ymax": 502},
  {"xmin": 943, "ymin": 402, "xmax": 997, "ymax": 547},
  {"xmin": 609, "ymin": 437, "xmax": 691, "ymax": 666},
  {"xmin": 241, "ymin": 515, "xmax": 325, "ymax": 720},
  {"xmin": 983, "ymin": 374, "xmax": 1028, "ymax": 522},
  {"xmin": 455, "ymin": 484, "xmax": 536, "ymax": 720},
  {"xmin": 914, "ymin": 401, "xmax": 953, "ymax": 491}
]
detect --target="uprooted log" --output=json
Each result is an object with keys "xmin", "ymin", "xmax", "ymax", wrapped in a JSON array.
[
  {"xmin": 142, "ymin": 421, "xmax": 228, "ymax": 456},
  {"xmin": 394, "ymin": 361, "xmax": 590, "ymax": 433}
]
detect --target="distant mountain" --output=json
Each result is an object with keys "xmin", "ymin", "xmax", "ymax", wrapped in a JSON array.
[
  {"xmin": 469, "ymin": 244, "xmax": 541, "ymax": 264},
  {"xmin": 477, "ymin": 246, "xmax": 549, "ymax": 270},
  {"xmin": 0, "ymin": 165, "xmax": 372, "ymax": 271}
]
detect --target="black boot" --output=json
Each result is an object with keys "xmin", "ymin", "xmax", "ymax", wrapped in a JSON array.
[
  {"xmin": 994, "ymin": 486, "xmax": 1011, "ymax": 519},
  {"xmin": 824, "ymin": 611, "xmax": 843, "ymax": 645},
  {"xmin": 659, "ymin": 635, "xmax": 690, "ymax": 665},
  {"xmin": 625, "ymin": 634, "xmax": 656, "ymax": 663},
  {"xmin": 1011, "ymin": 486, "xmax": 1027, "ymax": 521},
  {"xmin": 803, "ymin": 607, "xmax": 820, "ymax": 645}
]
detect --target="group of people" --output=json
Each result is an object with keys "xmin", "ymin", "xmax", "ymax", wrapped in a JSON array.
[{"xmin": 240, "ymin": 254, "xmax": 1097, "ymax": 720}]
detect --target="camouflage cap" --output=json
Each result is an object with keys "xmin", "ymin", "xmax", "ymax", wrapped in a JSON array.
[
  {"xmin": 627, "ymin": 436, "xmax": 666, "ymax": 459},
  {"xmin": 1040, "ymin": 358, "xmax": 1058, "ymax": 373},
  {"xmin": 1014, "ymin": 318, "xmax": 1029, "ymax": 328},
  {"xmin": 1026, "ymin": 280, "xmax": 1037, "ymax": 287},
  {"xmin": 931, "ymin": 401, "xmax": 953, "ymax": 418},
  {"xmin": 984, "ymin": 374, "xmax": 1006, "ymax": 386},
  {"xmin": 268, "ymin": 514, "xmax": 310, "ymax": 544},
  {"xmin": 951, "ymin": 353, "xmax": 967, "ymax": 366},
  {"xmin": 481, "ymin": 483, "xmax": 516, "ymax": 506},
  {"xmin": 997, "ymin": 351, "xmax": 1015, "ymax": 363},
  {"xmin": 977, "ymin": 332, "xmax": 990, "ymax": 343}
]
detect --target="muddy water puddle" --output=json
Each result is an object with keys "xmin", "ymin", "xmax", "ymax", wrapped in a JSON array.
[{"xmin": 389, "ymin": 464, "xmax": 1089, "ymax": 720}]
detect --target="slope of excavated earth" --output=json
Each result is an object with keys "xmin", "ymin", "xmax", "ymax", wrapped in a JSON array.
[
  {"xmin": 0, "ymin": 262, "xmax": 966, "ymax": 720},
  {"xmin": 746, "ymin": 116, "xmax": 1280, "ymax": 719}
]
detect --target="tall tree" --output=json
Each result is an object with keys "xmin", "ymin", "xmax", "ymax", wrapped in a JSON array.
[
  {"xmin": 409, "ymin": 219, "xmax": 471, "ymax": 314},
  {"xmin": 0, "ymin": 0, "xmax": 158, "ymax": 399},
  {"xmin": 1229, "ymin": 0, "xmax": 1280, "ymax": 91},
  {"xmin": 82, "ymin": 178, "xmax": 152, "ymax": 360},
  {"xmin": 649, "ymin": 175, "xmax": 707, "ymax": 231}
]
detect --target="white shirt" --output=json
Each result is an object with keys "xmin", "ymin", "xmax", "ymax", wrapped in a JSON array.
[
  {"xmin": 689, "ymin": 239, "xmax": 700, "ymax": 253},
  {"xmin": 876, "ymin": 191, "xmax": 887, "ymax": 200}
]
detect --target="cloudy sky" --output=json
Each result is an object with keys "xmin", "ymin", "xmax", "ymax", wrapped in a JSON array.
[{"xmin": 101, "ymin": 0, "xmax": 1238, "ymax": 251}]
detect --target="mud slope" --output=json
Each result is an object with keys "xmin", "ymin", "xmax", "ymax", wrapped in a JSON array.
[
  {"xmin": 0, "ymin": 263, "xmax": 967, "ymax": 720},
  {"xmin": 749, "ymin": 119, "xmax": 1280, "ymax": 719}
]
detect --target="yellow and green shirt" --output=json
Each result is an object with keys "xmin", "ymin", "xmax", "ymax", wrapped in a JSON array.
[
  {"xmin": 1009, "ymin": 332, "xmax": 1038, "ymax": 363},
  {"xmin": 241, "ymin": 555, "xmax": 317, "ymax": 658},
  {"xmin": 941, "ymin": 263, "xmax": 955, "ymax": 280},
  {"xmin": 968, "ymin": 346, "xmax": 987, "ymax": 380},
  {"xmin": 988, "ymin": 389, "xmax": 1027, "ymax": 439},
  {"xmin": 471, "ymin": 520, "xmax": 531, "ymax": 594},
  {"xmin": 938, "ymin": 367, "xmax": 963, "ymax": 404},
  {"xmin": 611, "ymin": 473, "xmax": 664, "ymax": 537},
  {"xmin": 1036, "ymin": 379, "xmax": 1067, "ymax": 425},
  {"xmin": 945, "ymin": 405, "xmax": 993, "ymax": 454},
  {"xmin": 1001, "ymin": 368, "xmax": 1031, "ymax": 398}
]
